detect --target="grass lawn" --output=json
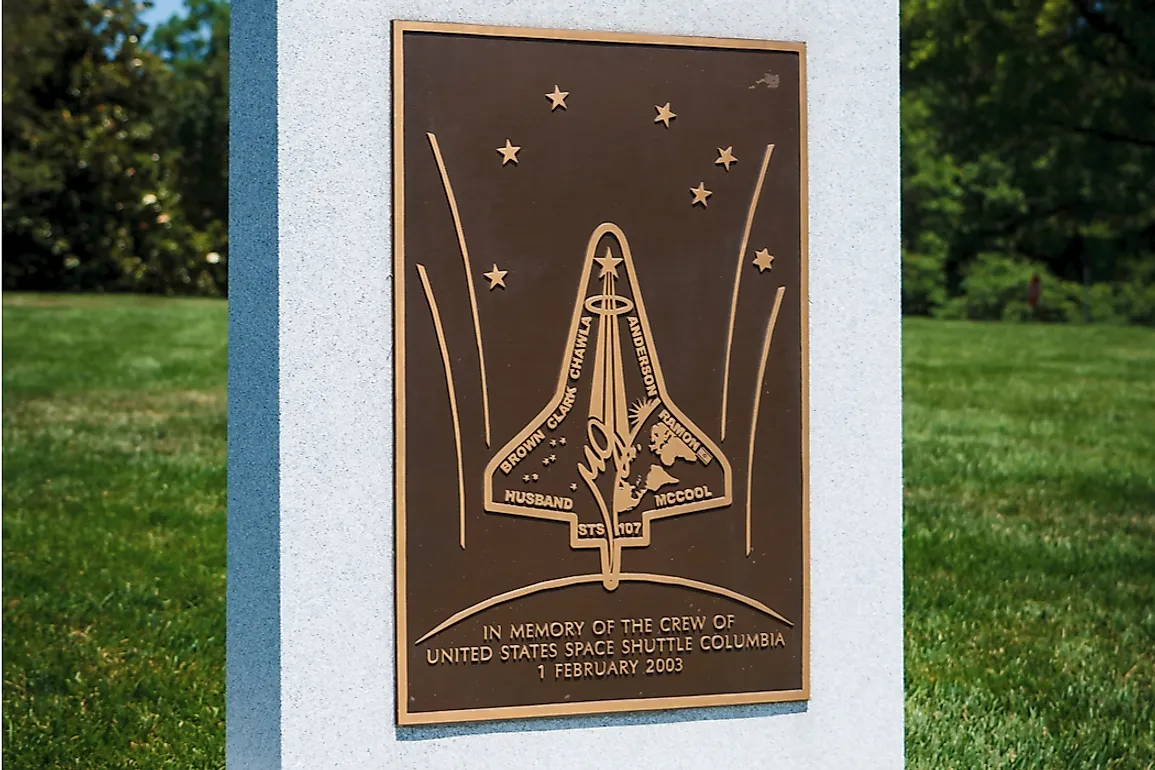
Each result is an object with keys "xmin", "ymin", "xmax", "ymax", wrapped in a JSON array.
[
  {"xmin": 904, "ymin": 318, "xmax": 1155, "ymax": 769},
  {"xmin": 3, "ymin": 294, "xmax": 227, "ymax": 768},
  {"xmin": 3, "ymin": 295, "xmax": 1153, "ymax": 767}
]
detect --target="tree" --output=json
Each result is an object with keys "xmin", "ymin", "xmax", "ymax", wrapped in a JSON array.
[
  {"xmin": 150, "ymin": 0, "xmax": 229, "ymax": 291},
  {"xmin": 2, "ymin": 0, "xmax": 224, "ymax": 294},
  {"xmin": 902, "ymin": 0, "xmax": 1155, "ymax": 312}
]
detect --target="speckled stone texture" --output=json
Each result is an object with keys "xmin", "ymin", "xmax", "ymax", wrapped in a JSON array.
[{"xmin": 228, "ymin": 0, "xmax": 902, "ymax": 767}]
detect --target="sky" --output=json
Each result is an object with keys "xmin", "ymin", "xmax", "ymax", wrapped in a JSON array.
[{"xmin": 139, "ymin": 0, "xmax": 187, "ymax": 28}]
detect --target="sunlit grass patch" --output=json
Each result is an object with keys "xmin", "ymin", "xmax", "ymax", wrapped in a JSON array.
[
  {"xmin": 3, "ymin": 299, "xmax": 1152, "ymax": 767},
  {"xmin": 3, "ymin": 294, "xmax": 227, "ymax": 769},
  {"xmin": 904, "ymin": 319, "xmax": 1155, "ymax": 770}
]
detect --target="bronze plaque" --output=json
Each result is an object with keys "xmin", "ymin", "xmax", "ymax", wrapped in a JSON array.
[{"xmin": 393, "ymin": 20, "xmax": 808, "ymax": 725}]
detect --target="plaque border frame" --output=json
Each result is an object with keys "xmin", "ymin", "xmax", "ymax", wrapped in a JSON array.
[{"xmin": 392, "ymin": 19, "xmax": 810, "ymax": 726}]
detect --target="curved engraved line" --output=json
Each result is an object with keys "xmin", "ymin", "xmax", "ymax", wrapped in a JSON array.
[
  {"xmin": 721, "ymin": 144, "xmax": 775, "ymax": 441},
  {"xmin": 426, "ymin": 132, "xmax": 491, "ymax": 447},
  {"xmin": 584, "ymin": 293, "xmax": 635, "ymax": 315},
  {"xmin": 414, "ymin": 571, "xmax": 792, "ymax": 645},
  {"xmin": 747, "ymin": 286, "xmax": 786, "ymax": 556},
  {"xmin": 416, "ymin": 264, "xmax": 467, "ymax": 550}
]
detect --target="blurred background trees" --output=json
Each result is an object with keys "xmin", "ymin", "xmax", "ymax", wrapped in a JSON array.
[
  {"xmin": 902, "ymin": 0, "xmax": 1154, "ymax": 323},
  {"xmin": 3, "ymin": 0, "xmax": 228, "ymax": 295},
  {"xmin": 1, "ymin": 0, "xmax": 1152, "ymax": 321}
]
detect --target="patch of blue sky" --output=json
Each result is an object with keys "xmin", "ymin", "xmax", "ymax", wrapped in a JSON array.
[{"xmin": 139, "ymin": 0, "xmax": 187, "ymax": 28}]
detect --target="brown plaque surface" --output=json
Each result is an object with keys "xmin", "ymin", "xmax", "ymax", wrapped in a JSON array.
[{"xmin": 394, "ymin": 20, "xmax": 808, "ymax": 725}]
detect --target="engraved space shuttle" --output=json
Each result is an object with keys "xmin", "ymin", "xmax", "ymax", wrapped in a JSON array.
[{"xmin": 484, "ymin": 223, "xmax": 732, "ymax": 589}]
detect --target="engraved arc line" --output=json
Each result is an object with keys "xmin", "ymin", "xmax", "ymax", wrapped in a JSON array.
[
  {"xmin": 416, "ymin": 264, "xmax": 467, "ymax": 550},
  {"xmin": 720, "ymin": 143, "xmax": 775, "ymax": 441},
  {"xmin": 747, "ymin": 286, "xmax": 787, "ymax": 556},
  {"xmin": 426, "ymin": 132, "xmax": 492, "ymax": 447},
  {"xmin": 414, "ymin": 571, "xmax": 793, "ymax": 645}
]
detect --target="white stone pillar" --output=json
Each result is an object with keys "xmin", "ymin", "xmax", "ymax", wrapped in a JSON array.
[{"xmin": 228, "ymin": 0, "xmax": 903, "ymax": 767}]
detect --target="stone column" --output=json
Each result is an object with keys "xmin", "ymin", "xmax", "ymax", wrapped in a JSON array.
[{"xmin": 228, "ymin": 0, "xmax": 902, "ymax": 767}]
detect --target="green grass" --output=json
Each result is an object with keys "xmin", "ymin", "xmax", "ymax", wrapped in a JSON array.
[
  {"xmin": 3, "ymin": 294, "xmax": 227, "ymax": 768},
  {"xmin": 904, "ymin": 318, "xmax": 1155, "ymax": 769},
  {"xmin": 3, "ymin": 297, "xmax": 1153, "ymax": 767}
]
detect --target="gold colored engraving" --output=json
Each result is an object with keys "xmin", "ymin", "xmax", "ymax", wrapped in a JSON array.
[
  {"xmin": 545, "ymin": 85, "xmax": 569, "ymax": 110},
  {"xmin": 715, "ymin": 146, "xmax": 737, "ymax": 171},
  {"xmin": 497, "ymin": 138, "xmax": 521, "ymax": 165},
  {"xmin": 594, "ymin": 245, "xmax": 622, "ymax": 277},
  {"xmin": 397, "ymin": 20, "xmax": 806, "ymax": 53},
  {"xmin": 654, "ymin": 102, "xmax": 676, "ymax": 128},
  {"xmin": 415, "ymin": 264, "xmax": 467, "ymax": 550},
  {"xmin": 746, "ymin": 286, "xmax": 787, "ymax": 556},
  {"xmin": 394, "ymin": 20, "xmax": 811, "ymax": 726},
  {"xmin": 416, "ymin": 571, "xmax": 792, "ymax": 646},
  {"xmin": 392, "ymin": 21, "xmax": 408, "ymax": 722},
  {"xmin": 753, "ymin": 248, "xmax": 775, "ymax": 272},
  {"xmin": 720, "ymin": 143, "xmax": 775, "ymax": 441},
  {"xmin": 426, "ymin": 131, "xmax": 492, "ymax": 447},
  {"xmin": 483, "ymin": 263, "xmax": 508, "ymax": 289},
  {"xmin": 484, "ymin": 222, "xmax": 733, "ymax": 593},
  {"xmin": 799, "ymin": 43, "xmax": 812, "ymax": 705},
  {"xmin": 689, "ymin": 182, "xmax": 712, "ymax": 207}
]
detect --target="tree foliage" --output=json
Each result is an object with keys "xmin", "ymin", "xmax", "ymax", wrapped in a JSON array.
[
  {"xmin": 3, "ymin": 0, "xmax": 1152, "ymax": 319},
  {"xmin": 150, "ymin": 0, "xmax": 229, "ymax": 255},
  {"xmin": 902, "ymin": 0, "xmax": 1155, "ymax": 323},
  {"xmin": 2, "ymin": 0, "xmax": 228, "ymax": 294}
]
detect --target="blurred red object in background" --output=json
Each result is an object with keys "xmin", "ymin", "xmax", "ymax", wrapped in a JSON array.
[{"xmin": 1027, "ymin": 273, "xmax": 1042, "ymax": 309}]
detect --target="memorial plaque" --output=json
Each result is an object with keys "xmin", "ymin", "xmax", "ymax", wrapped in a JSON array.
[{"xmin": 393, "ymin": 21, "xmax": 808, "ymax": 725}]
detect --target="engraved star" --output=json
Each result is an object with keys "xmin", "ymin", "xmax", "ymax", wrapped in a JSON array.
[
  {"xmin": 654, "ymin": 102, "xmax": 676, "ymax": 128},
  {"xmin": 523, "ymin": 474, "xmax": 531, "ymax": 482},
  {"xmin": 753, "ymin": 248, "xmax": 775, "ymax": 272},
  {"xmin": 549, "ymin": 454, "xmax": 557, "ymax": 462},
  {"xmin": 559, "ymin": 437, "xmax": 567, "ymax": 445},
  {"xmin": 531, "ymin": 473, "xmax": 539, "ymax": 481},
  {"xmin": 715, "ymin": 146, "xmax": 738, "ymax": 171},
  {"xmin": 545, "ymin": 85, "xmax": 569, "ymax": 110},
  {"xmin": 570, "ymin": 483, "xmax": 578, "ymax": 491},
  {"xmin": 483, "ymin": 263, "xmax": 507, "ymax": 289},
  {"xmin": 496, "ymin": 139, "xmax": 520, "ymax": 165},
  {"xmin": 550, "ymin": 439, "xmax": 557, "ymax": 447},
  {"xmin": 595, "ymin": 246, "xmax": 623, "ymax": 278},
  {"xmin": 690, "ymin": 182, "xmax": 712, "ymax": 208},
  {"xmin": 542, "ymin": 457, "xmax": 551, "ymax": 466}
]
